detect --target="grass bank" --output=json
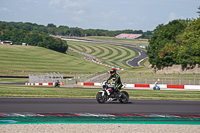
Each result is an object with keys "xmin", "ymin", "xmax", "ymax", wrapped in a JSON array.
[
  {"xmin": 0, "ymin": 84, "xmax": 199, "ymax": 101},
  {"xmin": 0, "ymin": 45, "xmax": 108, "ymax": 76}
]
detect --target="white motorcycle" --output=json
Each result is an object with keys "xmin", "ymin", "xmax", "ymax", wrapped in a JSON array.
[
  {"xmin": 153, "ymin": 79, "xmax": 160, "ymax": 90},
  {"xmin": 96, "ymin": 80, "xmax": 129, "ymax": 104}
]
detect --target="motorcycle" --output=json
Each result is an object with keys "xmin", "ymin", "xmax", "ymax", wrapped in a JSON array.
[
  {"xmin": 54, "ymin": 80, "xmax": 60, "ymax": 87},
  {"xmin": 153, "ymin": 86, "xmax": 160, "ymax": 90},
  {"xmin": 96, "ymin": 80, "xmax": 129, "ymax": 104},
  {"xmin": 153, "ymin": 80, "xmax": 160, "ymax": 90}
]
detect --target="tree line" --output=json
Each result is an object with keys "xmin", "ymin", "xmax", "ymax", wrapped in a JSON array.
[
  {"xmin": 0, "ymin": 21, "xmax": 68, "ymax": 53},
  {"xmin": 147, "ymin": 17, "xmax": 200, "ymax": 67},
  {"xmin": 0, "ymin": 21, "xmax": 153, "ymax": 39}
]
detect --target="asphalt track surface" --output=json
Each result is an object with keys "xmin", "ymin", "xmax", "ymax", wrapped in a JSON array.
[
  {"xmin": 0, "ymin": 98, "xmax": 200, "ymax": 114},
  {"xmin": 123, "ymin": 46, "xmax": 148, "ymax": 67}
]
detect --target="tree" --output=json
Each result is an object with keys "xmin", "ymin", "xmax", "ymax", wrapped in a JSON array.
[
  {"xmin": 177, "ymin": 18, "xmax": 200, "ymax": 64},
  {"xmin": 147, "ymin": 19, "xmax": 187, "ymax": 67},
  {"xmin": 47, "ymin": 23, "xmax": 57, "ymax": 28}
]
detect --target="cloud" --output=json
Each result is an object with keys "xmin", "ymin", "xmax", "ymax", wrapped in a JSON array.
[
  {"xmin": 101, "ymin": 11, "xmax": 116, "ymax": 20},
  {"xmin": 165, "ymin": 12, "xmax": 186, "ymax": 24},
  {"xmin": 72, "ymin": 17, "xmax": 83, "ymax": 23},
  {"xmin": 0, "ymin": 7, "xmax": 11, "ymax": 12},
  {"xmin": 49, "ymin": 0, "xmax": 61, "ymax": 6},
  {"xmin": 168, "ymin": 13, "xmax": 177, "ymax": 21},
  {"xmin": 119, "ymin": 16, "xmax": 127, "ymax": 22},
  {"xmin": 75, "ymin": 10, "xmax": 85, "ymax": 15},
  {"xmin": 49, "ymin": 0, "xmax": 83, "ymax": 8},
  {"xmin": 25, "ymin": 0, "xmax": 38, "ymax": 3}
]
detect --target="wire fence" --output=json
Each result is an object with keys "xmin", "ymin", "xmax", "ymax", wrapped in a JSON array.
[
  {"xmin": 29, "ymin": 72, "xmax": 64, "ymax": 83},
  {"xmin": 119, "ymin": 72, "xmax": 200, "ymax": 85},
  {"xmin": 28, "ymin": 71, "xmax": 200, "ymax": 85},
  {"xmin": 65, "ymin": 71, "xmax": 200, "ymax": 85},
  {"xmin": 66, "ymin": 69, "xmax": 109, "ymax": 84}
]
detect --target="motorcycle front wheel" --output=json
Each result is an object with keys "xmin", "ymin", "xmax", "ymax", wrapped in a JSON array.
[
  {"xmin": 96, "ymin": 92, "xmax": 107, "ymax": 103},
  {"xmin": 119, "ymin": 91, "xmax": 129, "ymax": 104}
]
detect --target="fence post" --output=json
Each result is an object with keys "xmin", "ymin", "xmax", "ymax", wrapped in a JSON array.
[
  {"xmin": 152, "ymin": 73, "xmax": 154, "ymax": 84},
  {"xmin": 29, "ymin": 74, "xmax": 31, "ymax": 83},
  {"xmin": 50, "ymin": 72, "xmax": 53, "ymax": 82},
  {"xmin": 193, "ymin": 72, "xmax": 195, "ymax": 85},
  {"xmin": 90, "ymin": 72, "xmax": 91, "ymax": 83},
  {"xmin": 75, "ymin": 72, "xmax": 77, "ymax": 84},
  {"xmin": 66, "ymin": 78, "xmax": 68, "ymax": 84},
  {"xmin": 81, "ymin": 72, "xmax": 83, "ymax": 82},
  {"xmin": 61, "ymin": 73, "xmax": 63, "ymax": 83}
]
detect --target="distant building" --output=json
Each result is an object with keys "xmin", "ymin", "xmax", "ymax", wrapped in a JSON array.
[{"xmin": 115, "ymin": 33, "xmax": 142, "ymax": 39}]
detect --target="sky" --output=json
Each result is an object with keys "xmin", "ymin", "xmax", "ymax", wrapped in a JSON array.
[{"xmin": 0, "ymin": 0, "xmax": 199, "ymax": 31}]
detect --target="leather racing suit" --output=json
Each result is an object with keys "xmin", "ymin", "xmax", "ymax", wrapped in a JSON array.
[{"xmin": 106, "ymin": 73, "xmax": 122, "ymax": 92}]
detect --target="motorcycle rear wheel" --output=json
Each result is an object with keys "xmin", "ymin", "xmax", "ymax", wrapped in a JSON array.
[
  {"xmin": 96, "ymin": 92, "xmax": 107, "ymax": 103},
  {"xmin": 119, "ymin": 91, "xmax": 129, "ymax": 104}
]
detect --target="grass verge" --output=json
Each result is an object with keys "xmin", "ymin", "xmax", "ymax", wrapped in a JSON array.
[{"xmin": 0, "ymin": 84, "xmax": 200, "ymax": 101}]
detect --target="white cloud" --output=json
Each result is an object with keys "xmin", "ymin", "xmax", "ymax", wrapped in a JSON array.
[
  {"xmin": 165, "ymin": 12, "xmax": 186, "ymax": 24},
  {"xmin": 101, "ymin": 11, "xmax": 116, "ymax": 19},
  {"xmin": 72, "ymin": 17, "xmax": 83, "ymax": 23},
  {"xmin": 102, "ymin": 21, "xmax": 109, "ymax": 26},
  {"xmin": 49, "ymin": 0, "xmax": 83, "ymax": 8},
  {"xmin": 168, "ymin": 13, "xmax": 177, "ymax": 21},
  {"xmin": 25, "ymin": 0, "xmax": 38, "ymax": 3},
  {"xmin": 0, "ymin": 7, "xmax": 11, "ymax": 12},
  {"xmin": 119, "ymin": 16, "xmax": 127, "ymax": 22},
  {"xmin": 75, "ymin": 10, "xmax": 85, "ymax": 15},
  {"xmin": 49, "ymin": 0, "xmax": 61, "ymax": 6}
]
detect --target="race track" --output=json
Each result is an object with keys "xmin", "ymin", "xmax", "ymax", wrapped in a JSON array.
[
  {"xmin": 123, "ymin": 46, "xmax": 148, "ymax": 67},
  {"xmin": 62, "ymin": 37, "xmax": 148, "ymax": 67},
  {"xmin": 0, "ymin": 98, "xmax": 199, "ymax": 114}
]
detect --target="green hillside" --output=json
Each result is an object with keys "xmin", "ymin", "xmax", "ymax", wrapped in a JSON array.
[
  {"xmin": 67, "ymin": 40, "xmax": 140, "ymax": 69},
  {"xmin": 0, "ymin": 45, "xmax": 109, "ymax": 76}
]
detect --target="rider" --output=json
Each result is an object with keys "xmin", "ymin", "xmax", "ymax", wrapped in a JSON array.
[
  {"xmin": 154, "ymin": 79, "xmax": 160, "ymax": 89},
  {"xmin": 106, "ymin": 68, "xmax": 122, "ymax": 98}
]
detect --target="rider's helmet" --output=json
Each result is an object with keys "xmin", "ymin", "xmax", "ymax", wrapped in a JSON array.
[{"xmin": 110, "ymin": 68, "xmax": 116, "ymax": 75}]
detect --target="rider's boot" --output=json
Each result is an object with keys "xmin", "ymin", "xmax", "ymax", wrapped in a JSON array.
[
  {"xmin": 115, "ymin": 90, "xmax": 122, "ymax": 98},
  {"xmin": 118, "ymin": 91, "xmax": 122, "ymax": 98}
]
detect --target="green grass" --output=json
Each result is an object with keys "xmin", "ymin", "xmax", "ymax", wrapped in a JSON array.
[
  {"xmin": 0, "ymin": 84, "xmax": 199, "ymax": 100},
  {"xmin": 0, "ymin": 45, "xmax": 109, "ymax": 76},
  {"xmin": 0, "ymin": 78, "xmax": 28, "ymax": 83},
  {"xmin": 67, "ymin": 41, "xmax": 139, "ymax": 69}
]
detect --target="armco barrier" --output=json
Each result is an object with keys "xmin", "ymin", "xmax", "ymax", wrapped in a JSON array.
[
  {"xmin": 25, "ymin": 82, "xmax": 64, "ymax": 86},
  {"xmin": 135, "ymin": 84, "xmax": 150, "ymax": 88},
  {"xmin": 77, "ymin": 82, "xmax": 200, "ymax": 90},
  {"xmin": 167, "ymin": 85, "xmax": 184, "ymax": 89}
]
